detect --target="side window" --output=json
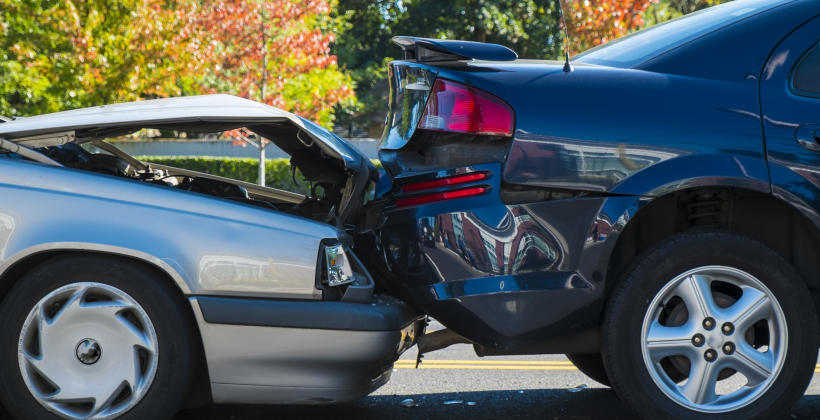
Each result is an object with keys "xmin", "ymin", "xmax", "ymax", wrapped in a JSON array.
[{"xmin": 791, "ymin": 42, "xmax": 820, "ymax": 97}]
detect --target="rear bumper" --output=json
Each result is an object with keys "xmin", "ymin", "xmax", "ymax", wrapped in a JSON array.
[
  {"xmin": 369, "ymin": 162, "xmax": 624, "ymax": 349},
  {"xmin": 190, "ymin": 294, "xmax": 424, "ymax": 404}
]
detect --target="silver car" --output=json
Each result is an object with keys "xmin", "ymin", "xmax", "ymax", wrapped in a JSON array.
[{"xmin": 0, "ymin": 95, "xmax": 423, "ymax": 420}]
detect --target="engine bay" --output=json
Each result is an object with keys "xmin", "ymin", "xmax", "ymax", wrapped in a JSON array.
[{"xmin": 37, "ymin": 142, "xmax": 346, "ymax": 224}]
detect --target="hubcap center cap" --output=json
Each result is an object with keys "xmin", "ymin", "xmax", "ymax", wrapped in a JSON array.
[
  {"xmin": 75, "ymin": 339, "xmax": 102, "ymax": 365},
  {"xmin": 705, "ymin": 331, "xmax": 722, "ymax": 348}
]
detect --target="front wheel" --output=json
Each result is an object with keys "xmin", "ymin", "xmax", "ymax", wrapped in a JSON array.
[{"xmin": 603, "ymin": 231, "xmax": 818, "ymax": 419}]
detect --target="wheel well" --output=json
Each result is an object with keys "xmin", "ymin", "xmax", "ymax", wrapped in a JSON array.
[
  {"xmin": 0, "ymin": 250, "xmax": 212, "ymax": 406},
  {"xmin": 607, "ymin": 187, "xmax": 820, "ymax": 295}
]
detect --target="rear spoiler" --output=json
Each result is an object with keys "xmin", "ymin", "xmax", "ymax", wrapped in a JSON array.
[{"xmin": 392, "ymin": 36, "xmax": 518, "ymax": 62}]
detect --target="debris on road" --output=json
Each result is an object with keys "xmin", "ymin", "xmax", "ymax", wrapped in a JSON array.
[
  {"xmin": 567, "ymin": 384, "xmax": 588, "ymax": 393},
  {"xmin": 443, "ymin": 400, "xmax": 464, "ymax": 405},
  {"xmin": 400, "ymin": 398, "xmax": 417, "ymax": 408}
]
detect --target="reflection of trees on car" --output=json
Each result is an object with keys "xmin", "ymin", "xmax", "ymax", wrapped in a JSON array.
[{"xmin": 434, "ymin": 208, "xmax": 560, "ymax": 277}]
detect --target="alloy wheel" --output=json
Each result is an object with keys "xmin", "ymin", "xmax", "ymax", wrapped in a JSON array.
[{"xmin": 640, "ymin": 265, "xmax": 787, "ymax": 413}]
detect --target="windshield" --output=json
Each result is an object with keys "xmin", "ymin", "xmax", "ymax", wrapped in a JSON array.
[{"xmin": 573, "ymin": 0, "xmax": 793, "ymax": 68}]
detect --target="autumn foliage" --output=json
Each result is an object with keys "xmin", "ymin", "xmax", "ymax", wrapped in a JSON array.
[
  {"xmin": 2, "ymin": 0, "xmax": 708, "ymax": 127},
  {"xmin": 0, "ymin": 0, "xmax": 354, "ymax": 127},
  {"xmin": 564, "ymin": 0, "xmax": 656, "ymax": 53},
  {"xmin": 0, "ymin": 0, "xmax": 197, "ymax": 115},
  {"xmin": 191, "ymin": 0, "xmax": 355, "ymax": 126}
]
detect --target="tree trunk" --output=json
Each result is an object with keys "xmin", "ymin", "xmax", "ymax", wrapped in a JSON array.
[{"xmin": 258, "ymin": 143, "xmax": 266, "ymax": 186}]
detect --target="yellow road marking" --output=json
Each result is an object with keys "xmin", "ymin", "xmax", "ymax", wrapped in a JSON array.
[{"xmin": 390, "ymin": 360, "xmax": 820, "ymax": 372}]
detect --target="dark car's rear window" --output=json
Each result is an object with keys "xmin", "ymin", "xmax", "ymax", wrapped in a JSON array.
[
  {"xmin": 792, "ymin": 43, "xmax": 820, "ymax": 97},
  {"xmin": 573, "ymin": 0, "xmax": 793, "ymax": 68}
]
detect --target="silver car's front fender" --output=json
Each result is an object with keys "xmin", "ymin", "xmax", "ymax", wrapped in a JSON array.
[{"xmin": 0, "ymin": 158, "xmax": 339, "ymax": 299}]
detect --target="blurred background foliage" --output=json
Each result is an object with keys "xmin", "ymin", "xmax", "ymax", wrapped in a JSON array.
[
  {"xmin": 0, "ymin": 0, "xmax": 354, "ymax": 126},
  {"xmin": 138, "ymin": 156, "xmax": 311, "ymax": 192},
  {"xmin": 137, "ymin": 156, "xmax": 381, "ymax": 189},
  {"xmin": 1, "ymin": 0, "xmax": 731, "ymax": 133}
]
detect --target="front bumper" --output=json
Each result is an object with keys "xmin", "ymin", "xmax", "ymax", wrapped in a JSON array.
[{"xmin": 190, "ymin": 294, "xmax": 424, "ymax": 404}]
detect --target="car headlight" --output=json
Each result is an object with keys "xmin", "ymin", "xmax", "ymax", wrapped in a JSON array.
[{"xmin": 324, "ymin": 244, "xmax": 354, "ymax": 287}]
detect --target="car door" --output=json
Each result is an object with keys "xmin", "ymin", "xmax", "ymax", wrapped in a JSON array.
[{"xmin": 762, "ymin": 15, "xmax": 820, "ymax": 219}]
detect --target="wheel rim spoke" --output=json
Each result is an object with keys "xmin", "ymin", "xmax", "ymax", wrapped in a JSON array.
[
  {"xmin": 731, "ymin": 342, "xmax": 774, "ymax": 386},
  {"xmin": 680, "ymin": 358, "xmax": 719, "ymax": 405},
  {"xmin": 723, "ymin": 286, "xmax": 772, "ymax": 333},
  {"xmin": 646, "ymin": 321, "xmax": 696, "ymax": 361},
  {"xmin": 17, "ymin": 282, "xmax": 158, "ymax": 419},
  {"xmin": 671, "ymin": 274, "xmax": 717, "ymax": 323}
]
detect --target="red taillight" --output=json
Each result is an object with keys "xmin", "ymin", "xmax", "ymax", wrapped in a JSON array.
[
  {"xmin": 418, "ymin": 79, "xmax": 514, "ymax": 137},
  {"xmin": 395, "ymin": 186, "xmax": 488, "ymax": 207},
  {"xmin": 401, "ymin": 172, "xmax": 488, "ymax": 193}
]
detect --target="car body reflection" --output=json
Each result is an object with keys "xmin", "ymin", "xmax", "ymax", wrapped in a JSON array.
[{"xmin": 420, "ymin": 206, "xmax": 561, "ymax": 283}]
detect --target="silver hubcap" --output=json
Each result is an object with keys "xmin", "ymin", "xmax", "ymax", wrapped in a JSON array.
[
  {"xmin": 18, "ymin": 282, "xmax": 158, "ymax": 419},
  {"xmin": 641, "ymin": 266, "xmax": 787, "ymax": 413}
]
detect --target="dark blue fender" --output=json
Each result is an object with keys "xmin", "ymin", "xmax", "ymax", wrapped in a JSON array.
[
  {"xmin": 373, "ymin": 155, "xmax": 776, "ymax": 348},
  {"xmin": 768, "ymin": 163, "xmax": 820, "ymax": 228}
]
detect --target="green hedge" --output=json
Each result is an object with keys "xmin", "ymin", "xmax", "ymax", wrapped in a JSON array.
[{"xmin": 137, "ymin": 156, "xmax": 309, "ymax": 194}]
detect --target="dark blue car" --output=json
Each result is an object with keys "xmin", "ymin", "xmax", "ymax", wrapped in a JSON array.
[{"xmin": 361, "ymin": 0, "xmax": 820, "ymax": 417}]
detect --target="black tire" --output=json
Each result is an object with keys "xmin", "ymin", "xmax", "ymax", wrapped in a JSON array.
[
  {"xmin": 0, "ymin": 255, "xmax": 198, "ymax": 420},
  {"xmin": 566, "ymin": 353, "xmax": 611, "ymax": 387},
  {"xmin": 603, "ymin": 230, "xmax": 818, "ymax": 420}
]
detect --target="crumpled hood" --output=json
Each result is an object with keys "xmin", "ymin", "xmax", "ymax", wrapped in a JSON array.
[{"xmin": 0, "ymin": 94, "xmax": 376, "ymax": 180}]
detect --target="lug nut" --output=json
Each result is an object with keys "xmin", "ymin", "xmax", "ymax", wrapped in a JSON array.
[
  {"xmin": 722, "ymin": 322, "xmax": 734, "ymax": 335},
  {"xmin": 703, "ymin": 317, "xmax": 716, "ymax": 330},
  {"xmin": 704, "ymin": 349, "xmax": 717, "ymax": 362},
  {"xmin": 692, "ymin": 334, "xmax": 705, "ymax": 347},
  {"xmin": 723, "ymin": 342, "xmax": 735, "ymax": 355}
]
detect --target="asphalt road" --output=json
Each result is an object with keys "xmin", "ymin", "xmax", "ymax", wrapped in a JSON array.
[
  {"xmin": 3, "ymin": 321, "xmax": 819, "ymax": 419},
  {"xmin": 172, "ymin": 322, "xmax": 820, "ymax": 420}
]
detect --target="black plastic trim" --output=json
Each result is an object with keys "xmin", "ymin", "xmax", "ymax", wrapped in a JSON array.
[
  {"xmin": 392, "ymin": 36, "xmax": 518, "ymax": 62},
  {"xmin": 789, "ymin": 42, "xmax": 820, "ymax": 99},
  {"xmin": 197, "ymin": 294, "xmax": 422, "ymax": 331}
]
